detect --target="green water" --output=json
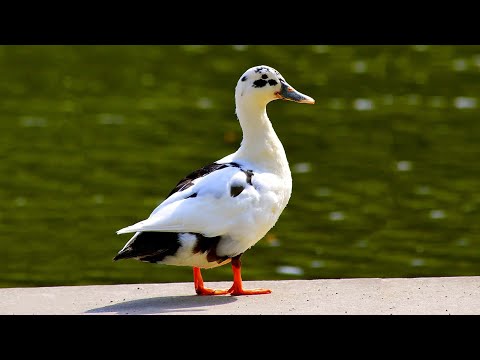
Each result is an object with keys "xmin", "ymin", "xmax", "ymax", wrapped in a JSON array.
[{"xmin": 1, "ymin": 45, "xmax": 480, "ymax": 288}]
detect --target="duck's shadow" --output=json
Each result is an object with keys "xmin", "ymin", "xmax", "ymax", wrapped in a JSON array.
[{"xmin": 85, "ymin": 295, "xmax": 237, "ymax": 315}]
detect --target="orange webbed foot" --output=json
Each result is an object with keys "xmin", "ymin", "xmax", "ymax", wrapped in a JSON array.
[
  {"xmin": 227, "ymin": 284, "xmax": 272, "ymax": 296},
  {"xmin": 195, "ymin": 287, "xmax": 230, "ymax": 296},
  {"xmin": 226, "ymin": 255, "xmax": 272, "ymax": 295}
]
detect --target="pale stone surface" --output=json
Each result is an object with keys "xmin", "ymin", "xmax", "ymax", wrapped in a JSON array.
[{"xmin": 1, "ymin": 276, "xmax": 479, "ymax": 315}]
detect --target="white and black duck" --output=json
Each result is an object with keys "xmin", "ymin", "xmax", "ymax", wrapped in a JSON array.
[{"xmin": 114, "ymin": 65, "xmax": 315, "ymax": 295}]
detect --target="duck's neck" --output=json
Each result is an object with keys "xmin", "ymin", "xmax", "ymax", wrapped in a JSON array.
[{"xmin": 233, "ymin": 101, "xmax": 290, "ymax": 175}]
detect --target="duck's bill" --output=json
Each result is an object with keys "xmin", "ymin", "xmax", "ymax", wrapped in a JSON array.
[{"xmin": 275, "ymin": 82, "xmax": 315, "ymax": 104}]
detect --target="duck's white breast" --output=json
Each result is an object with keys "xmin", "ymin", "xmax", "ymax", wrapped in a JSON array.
[{"xmin": 216, "ymin": 170, "xmax": 292, "ymax": 257}]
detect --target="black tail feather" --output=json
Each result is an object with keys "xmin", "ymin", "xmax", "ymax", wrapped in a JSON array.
[
  {"xmin": 113, "ymin": 249, "xmax": 134, "ymax": 261},
  {"xmin": 113, "ymin": 232, "xmax": 182, "ymax": 263}
]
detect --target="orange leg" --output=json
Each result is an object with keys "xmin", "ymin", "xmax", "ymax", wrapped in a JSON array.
[
  {"xmin": 193, "ymin": 267, "xmax": 229, "ymax": 295},
  {"xmin": 227, "ymin": 255, "xmax": 272, "ymax": 296}
]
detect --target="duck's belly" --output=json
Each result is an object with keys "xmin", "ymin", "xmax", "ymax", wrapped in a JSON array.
[
  {"xmin": 162, "ymin": 247, "xmax": 231, "ymax": 269},
  {"xmin": 158, "ymin": 233, "xmax": 229, "ymax": 269}
]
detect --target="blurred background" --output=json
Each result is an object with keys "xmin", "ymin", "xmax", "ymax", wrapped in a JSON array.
[{"xmin": 1, "ymin": 45, "xmax": 480, "ymax": 288}]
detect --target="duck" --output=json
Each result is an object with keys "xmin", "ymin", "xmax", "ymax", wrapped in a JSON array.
[{"xmin": 114, "ymin": 65, "xmax": 315, "ymax": 296}]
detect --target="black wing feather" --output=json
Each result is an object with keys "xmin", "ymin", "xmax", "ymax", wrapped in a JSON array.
[{"xmin": 166, "ymin": 161, "xmax": 241, "ymax": 198}]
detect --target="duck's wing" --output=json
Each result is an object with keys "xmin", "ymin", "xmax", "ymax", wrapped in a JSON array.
[{"xmin": 116, "ymin": 161, "xmax": 257, "ymax": 237}]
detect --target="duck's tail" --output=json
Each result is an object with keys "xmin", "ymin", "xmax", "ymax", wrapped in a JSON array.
[{"xmin": 113, "ymin": 231, "xmax": 182, "ymax": 263}]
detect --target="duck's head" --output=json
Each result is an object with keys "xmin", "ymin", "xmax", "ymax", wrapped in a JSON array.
[{"xmin": 235, "ymin": 65, "xmax": 315, "ymax": 107}]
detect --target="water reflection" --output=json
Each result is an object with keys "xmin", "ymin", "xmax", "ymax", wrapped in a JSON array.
[
  {"xmin": 292, "ymin": 162, "xmax": 311, "ymax": 174},
  {"xmin": 353, "ymin": 98, "xmax": 374, "ymax": 111},
  {"xmin": 354, "ymin": 240, "xmax": 369, "ymax": 248},
  {"xmin": 276, "ymin": 266, "xmax": 304, "ymax": 276},
  {"xmin": 329, "ymin": 211, "xmax": 345, "ymax": 221},
  {"xmin": 454, "ymin": 97, "xmax": 477, "ymax": 109},
  {"xmin": 452, "ymin": 59, "xmax": 468, "ymax": 71},
  {"xmin": 311, "ymin": 260, "xmax": 326, "ymax": 268},
  {"xmin": 351, "ymin": 60, "xmax": 367, "ymax": 73},
  {"xmin": 396, "ymin": 161, "xmax": 412, "ymax": 172},
  {"xmin": 410, "ymin": 258, "xmax": 425, "ymax": 267},
  {"xmin": 20, "ymin": 117, "xmax": 47, "ymax": 127},
  {"xmin": 429, "ymin": 210, "xmax": 446, "ymax": 220},
  {"xmin": 196, "ymin": 97, "xmax": 214, "ymax": 110},
  {"xmin": 232, "ymin": 45, "xmax": 248, "ymax": 52},
  {"xmin": 266, "ymin": 234, "xmax": 281, "ymax": 247}
]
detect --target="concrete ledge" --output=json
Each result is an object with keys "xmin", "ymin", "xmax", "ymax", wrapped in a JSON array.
[{"xmin": 1, "ymin": 276, "xmax": 479, "ymax": 315}]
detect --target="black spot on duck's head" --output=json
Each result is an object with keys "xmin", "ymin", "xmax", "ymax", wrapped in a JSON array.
[
  {"xmin": 253, "ymin": 79, "xmax": 268, "ymax": 88},
  {"xmin": 235, "ymin": 65, "xmax": 282, "ymax": 101},
  {"xmin": 235, "ymin": 65, "xmax": 315, "ymax": 105}
]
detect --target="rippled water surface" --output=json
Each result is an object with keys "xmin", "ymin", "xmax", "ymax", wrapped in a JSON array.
[{"xmin": 1, "ymin": 45, "xmax": 480, "ymax": 287}]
